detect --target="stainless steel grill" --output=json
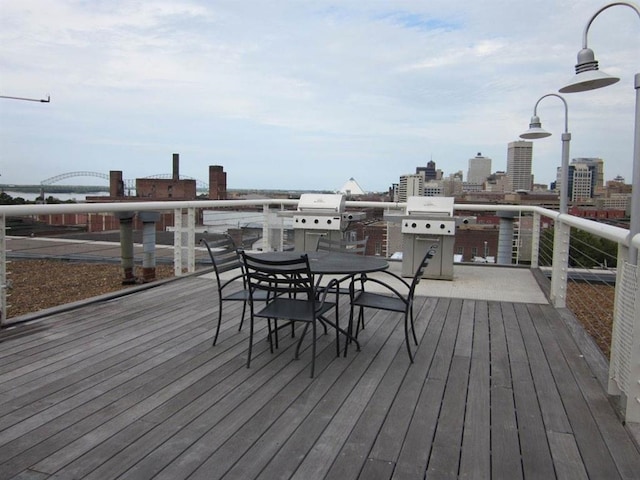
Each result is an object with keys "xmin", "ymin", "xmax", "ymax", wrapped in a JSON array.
[
  {"xmin": 293, "ymin": 194, "xmax": 347, "ymax": 251},
  {"xmin": 401, "ymin": 196, "xmax": 455, "ymax": 280},
  {"xmin": 401, "ymin": 197, "xmax": 456, "ymax": 235},
  {"xmin": 293, "ymin": 194, "xmax": 346, "ymax": 231}
]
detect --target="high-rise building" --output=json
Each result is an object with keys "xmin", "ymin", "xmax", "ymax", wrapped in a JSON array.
[
  {"xmin": 424, "ymin": 181, "xmax": 444, "ymax": 197},
  {"xmin": 485, "ymin": 171, "xmax": 509, "ymax": 193},
  {"xmin": 570, "ymin": 163, "xmax": 593, "ymax": 202},
  {"xmin": 567, "ymin": 158, "xmax": 604, "ymax": 202},
  {"xmin": 398, "ymin": 174, "xmax": 424, "ymax": 201},
  {"xmin": 467, "ymin": 152, "xmax": 492, "ymax": 185},
  {"xmin": 506, "ymin": 141, "xmax": 533, "ymax": 192},
  {"xmin": 416, "ymin": 160, "xmax": 438, "ymax": 182}
]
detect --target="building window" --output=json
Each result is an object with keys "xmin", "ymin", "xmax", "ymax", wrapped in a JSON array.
[
  {"xmin": 457, "ymin": 246, "xmax": 464, "ymax": 255},
  {"xmin": 471, "ymin": 247, "xmax": 478, "ymax": 257}
]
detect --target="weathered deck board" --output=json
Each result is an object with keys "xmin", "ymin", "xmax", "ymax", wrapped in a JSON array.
[{"xmin": 0, "ymin": 275, "xmax": 638, "ymax": 479}]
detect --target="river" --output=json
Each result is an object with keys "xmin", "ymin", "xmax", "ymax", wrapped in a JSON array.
[{"xmin": 4, "ymin": 191, "xmax": 111, "ymax": 202}]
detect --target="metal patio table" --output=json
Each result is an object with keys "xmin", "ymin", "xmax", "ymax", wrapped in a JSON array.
[{"xmin": 251, "ymin": 251, "xmax": 389, "ymax": 354}]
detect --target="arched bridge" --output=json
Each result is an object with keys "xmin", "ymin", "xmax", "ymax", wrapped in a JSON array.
[{"xmin": 40, "ymin": 172, "xmax": 209, "ymax": 190}]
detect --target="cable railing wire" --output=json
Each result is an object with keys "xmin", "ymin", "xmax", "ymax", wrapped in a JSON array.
[{"xmin": 537, "ymin": 223, "xmax": 615, "ymax": 358}]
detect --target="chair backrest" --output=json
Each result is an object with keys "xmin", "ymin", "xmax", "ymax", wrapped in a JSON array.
[
  {"xmin": 200, "ymin": 235, "xmax": 243, "ymax": 280},
  {"xmin": 316, "ymin": 236, "xmax": 369, "ymax": 255},
  {"xmin": 408, "ymin": 244, "xmax": 440, "ymax": 296},
  {"xmin": 241, "ymin": 252, "xmax": 315, "ymax": 300}
]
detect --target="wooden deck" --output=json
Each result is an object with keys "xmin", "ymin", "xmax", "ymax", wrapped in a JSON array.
[{"xmin": 0, "ymin": 274, "xmax": 638, "ymax": 479}]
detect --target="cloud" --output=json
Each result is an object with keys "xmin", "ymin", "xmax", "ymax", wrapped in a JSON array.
[{"xmin": 1, "ymin": 0, "xmax": 638, "ymax": 191}]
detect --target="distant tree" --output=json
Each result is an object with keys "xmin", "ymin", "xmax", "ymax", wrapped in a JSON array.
[
  {"xmin": 0, "ymin": 192, "xmax": 76, "ymax": 205},
  {"xmin": 569, "ymin": 229, "xmax": 617, "ymax": 268},
  {"xmin": 0, "ymin": 192, "xmax": 27, "ymax": 205},
  {"xmin": 538, "ymin": 225, "xmax": 617, "ymax": 268}
]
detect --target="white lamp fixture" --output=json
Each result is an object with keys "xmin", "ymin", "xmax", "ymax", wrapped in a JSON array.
[
  {"xmin": 520, "ymin": 115, "xmax": 552, "ymax": 140},
  {"xmin": 559, "ymin": 1, "xmax": 640, "ymax": 264},
  {"xmin": 559, "ymin": 47, "xmax": 620, "ymax": 93},
  {"xmin": 520, "ymin": 94, "xmax": 571, "ymax": 214}
]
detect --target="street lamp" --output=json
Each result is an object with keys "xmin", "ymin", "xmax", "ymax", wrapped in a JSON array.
[
  {"xmin": 520, "ymin": 94, "xmax": 571, "ymax": 214},
  {"xmin": 559, "ymin": 1, "xmax": 640, "ymax": 264}
]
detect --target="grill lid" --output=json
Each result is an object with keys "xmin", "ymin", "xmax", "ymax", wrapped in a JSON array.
[
  {"xmin": 405, "ymin": 196, "xmax": 454, "ymax": 217},
  {"xmin": 297, "ymin": 193, "xmax": 346, "ymax": 213}
]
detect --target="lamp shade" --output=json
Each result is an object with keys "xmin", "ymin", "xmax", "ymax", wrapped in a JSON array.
[
  {"xmin": 520, "ymin": 115, "xmax": 552, "ymax": 139},
  {"xmin": 559, "ymin": 69, "xmax": 620, "ymax": 93},
  {"xmin": 559, "ymin": 48, "xmax": 620, "ymax": 93}
]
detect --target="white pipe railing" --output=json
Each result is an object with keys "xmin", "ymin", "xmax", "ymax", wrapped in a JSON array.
[{"xmin": 0, "ymin": 199, "xmax": 638, "ymax": 421}]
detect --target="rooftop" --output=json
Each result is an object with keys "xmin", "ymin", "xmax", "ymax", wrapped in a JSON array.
[{"xmin": 0, "ymin": 264, "xmax": 638, "ymax": 479}]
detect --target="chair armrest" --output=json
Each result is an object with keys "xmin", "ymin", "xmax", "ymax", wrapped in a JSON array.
[
  {"xmin": 220, "ymin": 272, "xmax": 247, "ymax": 290},
  {"xmin": 316, "ymin": 278, "xmax": 339, "ymax": 308},
  {"xmin": 349, "ymin": 271, "xmax": 410, "ymax": 299}
]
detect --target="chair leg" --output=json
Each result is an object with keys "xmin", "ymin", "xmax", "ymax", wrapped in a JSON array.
[
  {"xmin": 266, "ymin": 319, "xmax": 274, "ymax": 353},
  {"xmin": 404, "ymin": 312, "xmax": 414, "ymax": 363},
  {"xmin": 247, "ymin": 318, "xmax": 254, "ymax": 368},
  {"xmin": 356, "ymin": 301, "xmax": 366, "ymax": 332},
  {"xmin": 355, "ymin": 307, "xmax": 365, "ymax": 338},
  {"xmin": 334, "ymin": 301, "xmax": 341, "ymax": 357},
  {"xmin": 238, "ymin": 301, "xmax": 247, "ymax": 332},
  {"xmin": 409, "ymin": 306, "xmax": 418, "ymax": 345},
  {"xmin": 213, "ymin": 304, "xmax": 223, "ymax": 346},
  {"xmin": 345, "ymin": 303, "xmax": 354, "ymax": 357},
  {"xmin": 273, "ymin": 320, "xmax": 279, "ymax": 349},
  {"xmin": 295, "ymin": 322, "xmax": 309, "ymax": 360},
  {"xmin": 310, "ymin": 321, "xmax": 316, "ymax": 378}
]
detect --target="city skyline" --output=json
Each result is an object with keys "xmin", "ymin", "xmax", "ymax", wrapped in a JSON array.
[{"xmin": 1, "ymin": 1, "xmax": 637, "ymax": 192}]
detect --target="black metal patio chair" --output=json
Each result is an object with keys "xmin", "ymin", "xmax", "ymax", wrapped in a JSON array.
[
  {"xmin": 316, "ymin": 235, "xmax": 369, "ymax": 255},
  {"xmin": 315, "ymin": 235, "xmax": 370, "ymax": 354},
  {"xmin": 348, "ymin": 244, "xmax": 439, "ymax": 362},
  {"xmin": 241, "ymin": 251, "xmax": 339, "ymax": 378},
  {"xmin": 200, "ymin": 236, "xmax": 269, "ymax": 345}
]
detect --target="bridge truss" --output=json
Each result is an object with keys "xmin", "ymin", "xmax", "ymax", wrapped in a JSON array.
[{"xmin": 40, "ymin": 172, "xmax": 209, "ymax": 191}]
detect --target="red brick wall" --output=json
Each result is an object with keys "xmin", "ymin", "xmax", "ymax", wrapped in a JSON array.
[
  {"xmin": 136, "ymin": 179, "xmax": 197, "ymax": 200},
  {"xmin": 454, "ymin": 227, "xmax": 500, "ymax": 262}
]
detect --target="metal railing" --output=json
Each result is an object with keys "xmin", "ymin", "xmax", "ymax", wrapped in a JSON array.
[{"xmin": 1, "ymin": 199, "xmax": 638, "ymax": 422}]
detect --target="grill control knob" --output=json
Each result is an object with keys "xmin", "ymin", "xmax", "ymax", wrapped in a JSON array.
[
  {"xmin": 411, "ymin": 222, "xmax": 417, "ymax": 228},
  {"xmin": 314, "ymin": 219, "xmax": 319, "ymax": 224},
  {"xmin": 426, "ymin": 223, "xmax": 431, "ymax": 229},
  {"xmin": 440, "ymin": 223, "xmax": 446, "ymax": 229},
  {"xmin": 327, "ymin": 219, "xmax": 332, "ymax": 225},
  {"xmin": 301, "ymin": 218, "xmax": 306, "ymax": 224}
]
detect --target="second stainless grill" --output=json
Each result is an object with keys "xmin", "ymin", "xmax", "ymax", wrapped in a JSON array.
[
  {"xmin": 401, "ymin": 196, "xmax": 455, "ymax": 280},
  {"xmin": 293, "ymin": 194, "xmax": 346, "ymax": 251}
]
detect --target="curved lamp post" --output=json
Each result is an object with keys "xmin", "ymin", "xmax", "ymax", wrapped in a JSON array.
[
  {"xmin": 559, "ymin": 1, "xmax": 640, "ymax": 264},
  {"xmin": 520, "ymin": 93, "xmax": 571, "ymax": 214}
]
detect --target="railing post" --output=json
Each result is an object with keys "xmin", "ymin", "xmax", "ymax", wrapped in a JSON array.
[
  {"xmin": 139, "ymin": 211, "xmax": 161, "ymax": 282},
  {"xmin": 608, "ymin": 242, "xmax": 629, "ymax": 397},
  {"xmin": 497, "ymin": 211, "xmax": 515, "ymax": 265},
  {"xmin": 173, "ymin": 208, "xmax": 183, "ymax": 276},
  {"xmin": 1, "ymin": 214, "xmax": 7, "ymax": 326},
  {"xmin": 550, "ymin": 216, "xmax": 570, "ymax": 308},
  {"xmin": 115, "ymin": 211, "xmax": 136, "ymax": 285},
  {"xmin": 609, "ymin": 249, "xmax": 640, "ymax": 422},
  {"xmin": 627, "ymin": 262, "xmax": 640, "ymax": 422},
  {"xmin": 187, "ymin": 207, "xmax": 195, "ymax": 273},
  {"xmin": 262, "ymin": 204, "xmax": 271, "ymax": 252},
  {"xmin": 531, "ymin": 212, "xmax": 540, "ymax": 268}
]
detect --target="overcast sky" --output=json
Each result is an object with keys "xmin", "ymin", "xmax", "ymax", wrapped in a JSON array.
[{"xmin": 1, "ymin": 0, "xmax": 638, "ymax": 192}]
